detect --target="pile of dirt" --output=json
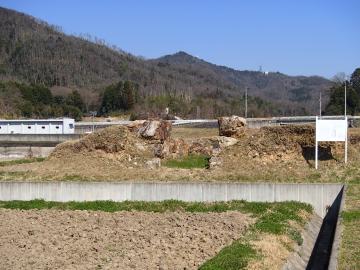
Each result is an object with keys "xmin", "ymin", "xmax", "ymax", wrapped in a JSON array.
[
  {"xmin": 238, "ymin": 125, "xmax": 314, "ymax": 157},
  {"xmin": 50, "ymin": 126, "xmax": 151, "ymax": 162},
  {"xmin": 234, "ymin": 125, "xmax": 331, "ymax": 162}
]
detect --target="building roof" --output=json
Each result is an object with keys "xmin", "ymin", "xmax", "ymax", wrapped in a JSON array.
[{"xmin": 0, "ymin": 118, "xmax": 73, "ymax": 123}]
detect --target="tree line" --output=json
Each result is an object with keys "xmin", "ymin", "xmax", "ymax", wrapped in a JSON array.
[
  {"xmin": 325, "ymin": 68, "xmax": 360, "ymax": 116},
  {"xmin": 2, "ymin": 68, "xmax": 359, "ymax": 121},
  {"xmin": 0, "ymin": 81, "xmax": 85, "ymax": 120}
]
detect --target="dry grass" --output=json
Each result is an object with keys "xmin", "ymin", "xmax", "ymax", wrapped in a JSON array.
[{"xmin": 247, "ymin": 234, "xmax": 293, "ymax": 270}]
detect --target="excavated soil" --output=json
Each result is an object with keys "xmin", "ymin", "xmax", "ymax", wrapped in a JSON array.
[
  {"xmin": 49, "ymin": 125, "xmax": 154, "ymax": 167},
  {"xmin": 226, "ymin": 125, "xmax": 350, "ymax": 163},
  {"xmin": 238, "ymin": 125, "xmax": 316, "ymax": 158},
  {"xmin": 0, "ymin": 209, "xmax": 253, "ymax": 270},
  {"xmin": 2, "ymin": 126, "xmax": 360, "ymax": 182}
]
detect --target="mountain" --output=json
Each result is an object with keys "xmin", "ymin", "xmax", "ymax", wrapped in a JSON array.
[
  {"xmin": 0, "ymin": 7, "xmax": 333, "ymax": 118},
  {"xmin": 152, "ymin": 51, "xmax": 332, "ymax": 113}
]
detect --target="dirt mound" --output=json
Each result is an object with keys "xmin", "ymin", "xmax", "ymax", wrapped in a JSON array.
[
  {"xmin": 50, "ymin": 126, "xmax": 149, "ymax": 160},
  {"xmin": 243, "ymin": 125, "xmax": 314, "ymax": 154},
  {"xmin": 259, "ymin": 125, "xmax": 315, "ymax": 148}
]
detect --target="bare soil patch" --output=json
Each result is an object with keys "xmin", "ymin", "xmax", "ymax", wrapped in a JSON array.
[{"xmin": 0, "ymin": 209, "xmax": 253, "ymax": 270}]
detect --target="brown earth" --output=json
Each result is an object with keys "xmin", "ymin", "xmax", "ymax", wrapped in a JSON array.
[
  {"xmin": 1, "ymin": 126, "xmax": 360, "ymax": 182},
  {"xmin": 49, "ymin": 125, "xmax": 154, "ymax": 168},
  {"xmin": 0, "ymin": 209, "xmax": 253, "ymax": 270}
]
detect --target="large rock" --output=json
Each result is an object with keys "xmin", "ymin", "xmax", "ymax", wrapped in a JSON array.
[
  {"xmin": 218, "ymin": 116, "xmax": 246, "ymax": 138},
  {"xmin": 212, "ymin": 136, "xmax": 239, "ymax": 149},
  {"xmin": 209, "ymin": 156, "xmax": 222, "ymax": 169},
  {"xmin": 126, "ymin": 120, "xmax": 146, "ymax": 132},
  {"xmin": 145, "ymin": 158, "xmax": 161, "ymax": 169},
  {"xmin": 127, "ymin": 120, "xmax": 172, "ymax": 142},
  {"xmin": 154, "ymin": 138, "xmax": 190, "ymax": 159}
]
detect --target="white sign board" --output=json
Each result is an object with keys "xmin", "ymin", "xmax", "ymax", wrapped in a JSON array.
[
  {"xmin": 315, "ymin": 117, "xmax": 348, "ymax": 169},
  {"xmin": 316, "ymin": 119, "xmax": 347, "ymax": 142}
]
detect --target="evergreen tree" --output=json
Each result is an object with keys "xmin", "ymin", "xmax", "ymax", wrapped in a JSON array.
[
  {"xmin": 351, "ymin": 68, "xmax": 360, "ymax": 94},
  {"xmin": 100, "ymin": 81, "xmax": 139, "ymax": 114},
  {"xmin": 66, "ymin": 90, "xmax": 86, "ymax": 112},
  {"xmin": 100, "ymin": 81, "xmax": 123, "ymax": 114},
  {"xmin": 325, "ymin": 68, "xmax": 360, "ymax": 116},
  {"xmin": 123, "ymin": 80, "xmax": 135, "ymax": 110},
  {"xmin": 325, "ymin": 84, "xmax": 359, "ymax": 116}
]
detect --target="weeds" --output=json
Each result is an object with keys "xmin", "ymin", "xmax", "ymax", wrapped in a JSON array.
[
  {"xmin": 163, "ymin": 154, "xmax": 209, "ymax": 169},
  {"xmin": 342, "ymin": 210, "xmax": 360, "ymax": 222},
  {"xmin": 0, "ymin": 157, "xmax": 45, "ymax": 167},
  {"xmin": 199, "ymin": 241, "xmax": 258, "ymax": 270}
]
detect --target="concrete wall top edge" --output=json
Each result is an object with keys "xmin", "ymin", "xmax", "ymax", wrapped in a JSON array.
[{"xmin": 0, "ymin": 181, "xmax": 345, "ymax": 187}]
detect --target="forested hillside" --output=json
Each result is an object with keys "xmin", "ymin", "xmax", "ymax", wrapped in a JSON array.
[{"xmin": 0, "ymin": 7, "xmax": 334, "ymax": 119}]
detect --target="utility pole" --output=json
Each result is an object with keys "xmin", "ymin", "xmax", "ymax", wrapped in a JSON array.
[
  {"xmin": 344, "ymin": 80, "xmax": 347, "ymax": 117},
  {"xmin": 319, "ymin": 91, "xmax": 322, "ymax": 117},
  {"xmin": 245, "ymin": 87, "xmax": 248, "ymax": 118},
  {"xmin": 90, "ymin": 111, "xmax": 97, "ymax": 133}
]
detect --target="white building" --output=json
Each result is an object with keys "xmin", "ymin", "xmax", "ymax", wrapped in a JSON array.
[{"xmin": 0, "ymin": 118, "xmax": 75, "ymax": 134}]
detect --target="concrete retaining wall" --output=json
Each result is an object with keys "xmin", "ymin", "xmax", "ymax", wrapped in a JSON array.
[
  {"xmin": 0, "ymin": 146, "xmax": 54, "ymax": 160},
  {"xmin": 0, "ymin": 134, "xmax": 81, "ymax": 145},
  {"xmin": 0, "ymin": 182, "xmax": 343, "ymax": 217}
]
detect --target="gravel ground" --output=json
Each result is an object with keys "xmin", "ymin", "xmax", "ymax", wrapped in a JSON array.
[{"xmin": 0, "ymin": 209, "xmax": 253, "ymax": 270}]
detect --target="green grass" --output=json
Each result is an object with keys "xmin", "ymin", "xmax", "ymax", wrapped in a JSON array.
[
  {"xmin": 338, "ymin": 209, "xmax": 360, "ymax": 269},
  {"xmin": 0, "ymin": 171, "xmax": 28, "ymax": 179},
  {"xmin": 0, "ymin": 199, "xmax": 312, "ymax": 269},
  {"xmin": 163, "ymin": 154, "xmax": 209, "ymax": 169},
  {"xmin": 0, "ymin": 157, "xmax": 45, "ymax": 167},
  {"xmin": 199, "ymin": 241, "xmax": 258, "ymax": 270},
  {"xmin": 342, "ymin": 210, "xmax": 360, "ymax": 222},
  {"xmin": 338, "ymin": 182, "xmax": 360, "ymax": 269},
  {"xmin": 0, "ymin": 199, "xmax": 281, "ymax": 213},
  {"xmin": 200, "ymin": 201, "xmax": 312, "ymax": 270}
]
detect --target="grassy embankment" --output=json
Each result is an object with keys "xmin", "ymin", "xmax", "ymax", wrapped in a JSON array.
[
  {"xmin": 338, "ymin": 178, "xmax": 360, "ymax": 270},
  {"xmin": 0, "ymin": 199, "xmax": 312, "ymax": 269}
]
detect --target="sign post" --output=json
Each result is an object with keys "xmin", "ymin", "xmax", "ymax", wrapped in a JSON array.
[{"xmin": 315, "ymin": 116, "xmax": 348, "ymax": 169}]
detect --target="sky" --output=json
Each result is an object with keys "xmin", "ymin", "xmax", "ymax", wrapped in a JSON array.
[{"xmin": 0, "ymin": 0, "xmax": 359, "ymax": 78}]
